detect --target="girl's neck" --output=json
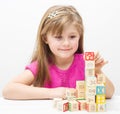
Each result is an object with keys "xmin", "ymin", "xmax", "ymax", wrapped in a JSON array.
[{"xmin": 54, "ymin": 55, "xmax": 74, "ymax": 70}]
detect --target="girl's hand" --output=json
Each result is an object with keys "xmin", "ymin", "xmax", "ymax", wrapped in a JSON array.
[
  {"xmin": 94, "ymin": 52, "xmax": 108, "ymax": 74},
  {"xmin": 53, "ymin": 87, "xmax": 76, "ymax": 99}
]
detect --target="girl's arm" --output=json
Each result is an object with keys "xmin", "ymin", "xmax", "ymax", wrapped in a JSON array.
[
  {"xmin": 95, "ymin": 52, "xmax": 115, "ymax": 99},
  {"xmin": 2, "ymin": 70, "xmax": 67, "ymax": 100}
]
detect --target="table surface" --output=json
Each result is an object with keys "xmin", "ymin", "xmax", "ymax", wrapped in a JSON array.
[{"xmin": 0, "ymin": 95, "xmax": 120, "ymax": 114}]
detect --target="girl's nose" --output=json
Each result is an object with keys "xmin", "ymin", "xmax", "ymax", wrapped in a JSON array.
[{"xmin": 63, "ymin": 38, "xmax": 69, "ymax": 46}]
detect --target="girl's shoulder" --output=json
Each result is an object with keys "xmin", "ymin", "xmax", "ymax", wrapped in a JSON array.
[{"xmin": 25, "ymin": 61, "xmax": 38, "ymax": 77}]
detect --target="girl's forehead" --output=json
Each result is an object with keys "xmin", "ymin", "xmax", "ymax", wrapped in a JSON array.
[
  {"xmin": 62, "ymin": 24, "xmax": 79, "ymax": 33},
  {"xmin": 50, "ymin": 22, "xmax": 79, "ymax": 35},
  {"xmin": 63, "ymin": 23, "xmax": 78, "ymax": 31}
]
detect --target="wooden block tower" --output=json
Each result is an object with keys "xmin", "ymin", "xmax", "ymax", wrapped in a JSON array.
[
  {"xmin": 53, "ymin": 51, "xmax": 106, "ymax": 112},
  {"xmin": 84, "ymin": 52, "xmax": 106, "ymax": 112}
]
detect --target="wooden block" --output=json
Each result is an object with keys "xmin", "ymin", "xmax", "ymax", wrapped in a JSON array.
[
  {"xmin": 84, "ymin": 52, "xmax": 94, "ymax": 61},
  {"xmin": 77, "ymin": 100, "xmax": 86, "ymax": 110},
  {"xmin": 96, "ymin": 103, "xmax": 106, "ymax": 112},
  {"xmin": 85, "ymin": 61, "xmax": 95, "ymax": 69},
  {"xmin": 96, "ymin": 95, "xmax": 106, "ymax": 104},
  {"xmin": 69, "ymin": 100, "xmax": 79, "ymax": 111},
  {"xmin": 86, "ymin": 86, "xmax": 96, "ymax": 96},
  {"xmin": 86, "ymin": 102, "xmax": 96, "ymax": 112},
  {"xmin": 97, "ymin": 73, "xmax": 106, "ymax": 84},
  {"xmin": 76, "ymin": 91, "xmax": 86, "ymax": 100},
  {"xmin": 85, "ymin": 69, "xmax": 95, "ymax": 76},
  {"xmin": 96, "ymin": 84, "xmax": 105, "ymax": 95},
  {"xmin": 53, "ymin": 98, "xmax": 62, "ymax": 108},
  {"xmin": 76, "ymin": 80, "xmax": 85, "ymax": 92},
  {"xmin": 86, "ymin": 76, "xmax": 97, "ymax": 86},
  {"xmin": 86, "ymin": 95, "xmax": 95, "ymax": 103},
  {"xmin": 65, "ymin": 89, "xmax": 76, "ymax": 100},
  {"xmin": 57, "ymin": 100, "xmax": 69, "ymax": 112},
  {"xmin": 76, "ymin": 81, "xmax": 85, "ymax": 90}
]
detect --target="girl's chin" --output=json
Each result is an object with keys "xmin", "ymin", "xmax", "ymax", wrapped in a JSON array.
[{"xmin": 57, "ymin": 54, "xmax": 73, "ymax": 59}]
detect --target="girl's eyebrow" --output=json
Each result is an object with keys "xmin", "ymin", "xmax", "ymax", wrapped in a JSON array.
[
  {"xmin": 69, "ymin": 32, "xmax": 78, "ymax": 34},
  {"xmin": 69, "ymin": 31, "xmax": 79, "ymax": 33}
]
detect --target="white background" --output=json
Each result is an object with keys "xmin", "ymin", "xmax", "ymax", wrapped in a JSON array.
[{"xmin": 0, "ymin": 0, "xmax": 120, "ymax": 96}]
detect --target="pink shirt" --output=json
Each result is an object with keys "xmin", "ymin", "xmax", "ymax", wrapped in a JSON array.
[{"xmin": 25, "ymin": 54, "xmax": 85, "ymax": 88}]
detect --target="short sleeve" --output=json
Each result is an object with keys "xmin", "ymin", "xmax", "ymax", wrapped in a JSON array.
[{"xmin": 25, "ymin": 61, "xmax": 38, "ymax": 77}]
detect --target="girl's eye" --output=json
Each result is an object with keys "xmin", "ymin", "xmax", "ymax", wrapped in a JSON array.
[
  {"xmin": 70, "ymin": 35, "xmax": 76, "ymax": 39},
  {"xmin": 55, "ymin": 36, "xmax": 62, "ymax": 39}
]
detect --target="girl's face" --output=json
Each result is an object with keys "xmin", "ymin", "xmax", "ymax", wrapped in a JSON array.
[{"xmin": 45, "ymin": 24, "xmax": 80, "ymax": 60}]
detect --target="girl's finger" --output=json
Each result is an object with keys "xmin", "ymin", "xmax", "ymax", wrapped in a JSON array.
[
  {"xmin": 95, "ymin": 57, "xmax": 104, "ymax": 64},
  {"xmin": 94, "ymin": 52, "xmax": 100, "ymax": 61}
]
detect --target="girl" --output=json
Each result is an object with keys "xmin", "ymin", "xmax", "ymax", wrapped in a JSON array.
[{"xmin": 2, "ymin": 5, "xmax": 114, "ymax": 100}]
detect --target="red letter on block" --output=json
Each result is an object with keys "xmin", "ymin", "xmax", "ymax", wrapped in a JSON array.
[{"xmin": 85, "ymin": 52, "xmax": 94, "ymax": 61}]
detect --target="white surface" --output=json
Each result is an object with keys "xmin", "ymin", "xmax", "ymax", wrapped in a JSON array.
[
  {"xmin": 0, "ymin": 0, "xmax": 120, "ymax": 96},
  {"xmin": 0, "ymin": 96, "xmax": 120, "ymax": 114}
]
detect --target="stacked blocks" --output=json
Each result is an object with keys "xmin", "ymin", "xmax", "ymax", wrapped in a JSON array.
[
  {"xmin": 76, "ymin": 80, "xmax": 85, "ymax": 100},
  {"xmin": 85, "ymin": 52, "xmax": 96, "ymax": 112},
  {"xmin": 85, "ymin": 52, "xmax": 106, "ymax": 112},
  {"xmin": 53, "ymin": 52, "xmax": 106, "ymax": 112}
]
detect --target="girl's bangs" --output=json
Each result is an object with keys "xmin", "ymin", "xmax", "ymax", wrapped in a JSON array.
[
  {"xmin": 48, "ymin": 21, "xmax": 64, "ymax": 36},
  {"xmin": 47, "ymin": 14, "xmax": 82, "ymax": 36}
]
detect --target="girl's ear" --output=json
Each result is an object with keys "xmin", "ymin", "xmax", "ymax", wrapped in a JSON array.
[{"xmin": 43, "ymin": 37, "xmax": 48, "ymax": 44}]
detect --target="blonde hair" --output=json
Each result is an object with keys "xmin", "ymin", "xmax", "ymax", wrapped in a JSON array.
[{"xmin": 31, "ymin": 5, "xmax": 84, "ymax": 86}]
